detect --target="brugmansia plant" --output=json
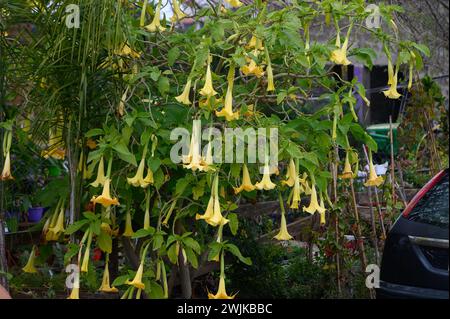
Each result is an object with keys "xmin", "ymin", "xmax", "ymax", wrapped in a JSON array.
[{"xmin": 0, "ymin": 0, "xmax": 429, "ymax": 299}]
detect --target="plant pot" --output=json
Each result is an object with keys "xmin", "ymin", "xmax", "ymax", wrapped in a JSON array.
[{"xmin": 27, "ymin": 207, "xmax": 45, "ymax": 223}]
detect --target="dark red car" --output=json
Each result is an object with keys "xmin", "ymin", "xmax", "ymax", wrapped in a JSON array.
[{"xmin": 378, "ymin": 169, "xmax": 449, "ymax": 299}]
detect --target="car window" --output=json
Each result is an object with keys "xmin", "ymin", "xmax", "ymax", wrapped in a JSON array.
[{"xmin": 407, "ymin": 173, "xmax": 449, "ymax": 228}]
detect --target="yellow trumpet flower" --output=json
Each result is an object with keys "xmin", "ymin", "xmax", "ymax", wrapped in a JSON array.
[
  {"xmin": 127, "ymin": 262, "xmax": 145, "ymax": 290},
  {"xmin": 303, "ymin": 182, "xmax": 322, "ymax": 214},
  {"xmin": 99, "ymin": 262, "xmax": 118, "ymax": 293},
  {"xmin": 115, "ymin": 43, "xmax": 141, "ymax": 59},
  {"xmin": 282, "ymin": 158, "xmax": 296, "ymax": 187},
  {"xmin": 183, "ymin": 121, "xmax": 206, "ymax": 172},
  {"xmin": 339, "ymin": 152, "xmax": 354, "ymax": 179},
  {"xmin": 273, "ymin": 212, "xmax": 293, "ymax": 241},
  {"xmin": 171, "ymin": 0, "xmax": 186, "ymax": 22},
  {"xmin": 290, "ymin": 175, "xmax": 301, "ymax": 209},
  {"xmin": 383, "ymin": 68, "xmax": 401, "ymax": 99},
  {"xmin": 90, "ymin": 157, "xmax": 107, "ymax": 187},
  {"xmin": 144, "ymin": 1, "xmax": 166, "ymax": 32},
  {"xmin": 246, "ymin": 35, "xmax": 264, "ymax": 51},
  {"xmin": 123, "ymin": 211, "xmax": 135, "ymax": 237},
  {"xmin": 387, "ymin": 58, "xmax": 394, "ymax": 85},
  {"xmin": 255, "ymin": 162, "xmax": 276, "ymax": 191},
  {"xmin": 199, "ymin": 59, "xmax": 218, "ymax": 97},
  {"xmin": 241, "ymin": 57, "xmax": 265, "ymax": 78},
  {"xmin": 216, "ymin": 65, "xmax": 239, "ymax": 121},
  {"xmin": 225, "ymin": 0, "xmax": 243, "ymax": 8},
  {"xmin": 1, "ymin": 151, "xmax": 13, "ymax": 181},
  {"xmin": 196, "ymin": 196, "xmax": 215, "ymax": 222},
  {"xmin": 330, "ymin": 23, "xmax": 353, "ymax": 66},
  {"xmin": 330, "ymin": 36, "xmax": 351, "ymax": 66},
  {"xmin": 175, "ymin": 79, "xmax": 192, "ymax": 105},
  {"xmin": 266, "ymin": 63, "xmax": 275, "ymax": 92},
  {"xmin": 234, "ymin": 164, "xmax": 256, "ymax": 194},
  {"xmin": 143, "ymin": 168, "xmax": 154, "ymax": 185},
  {"xmin": 364, "ymin": 155, "xmax": 384, "ymax": 187},
  {"xmin": 196, "ymin": 175, "xmax": 229, "ymax": 227},
  {"xmin": 208, "ymin": 274, "xmax": 235, "ymax": 299},
  {"xmin": 408, "ymin": 51, "xmax": 415, "ymax": 91},
  {"xmin": 127, "ymin": 154, "xmax": 151, "ymax": 188},
  {"xmin": 22, "ymin": 246, "xmax": 38, "ymax": 273},
  {"xmin": 81, "ymin": 230, "xmax": 92, "ymax": 273},
  {"xmin": 67, "ymin": 267, "xmax": 80, "ymax": 299},
  {"xmin": 92, "ymin": 178, "xmax": 120, "ymax": 207},
  {"xmin": 200, "ymin": 142, "xmax": 216, "ymax": 172},
  {"xmin": 318, "ymin": 196, "xmax": 326, "ymax": 225},
  {"xmin": 299, "ymin": 173, "xmax": 311, "ymax": 195},
  {"xmin": 48, "ymin": 206, "xmax": 65, "ymax": 240}
]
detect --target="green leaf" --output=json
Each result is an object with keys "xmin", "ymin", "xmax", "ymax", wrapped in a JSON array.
[
  {"xmin": 227, "ymin": 213, "xmax": 238, "ymax": 236},
  {"xmin": 113, "ymin": 141, "xmax": 137, "ymax": 166},
  {"xmin": 225, "ymin": 243, "xmax": 252, "ymax": 265},
  {"xmin": 132, "ymin": 227, "xmax": 155, "ymax": 239},
  {"xmin": 148, "ymin": 281, "xmax": 165, "ymax": 299},
  {"xmin": 412, "ymin": 43, "xmax": 430, "ymax": 57},
  {"xmin": 153, "ymin": 232, "xmax": 165, "ymax": 251},
  {"xmin": 65, "ymin": 219, "xmax": 89, "ymax": 235},
  {"xmin": 184, "ymin": 247, "xmax": 198, "ymax": 269},
  {"xmin": 83, "ymin": 211, "xmax": 98, "ymax": 220},
  {"xmin": 168, "ymin": 47, "xmax": 180, "ymax": 67},
  {"xmin": 158, "ymin": 76, "xmax": 170, "ymax": 96},
  {"xmin": 85, "ymin": 128, "xmax": 104, "ymax": 138},
  {"xmin": 167, "ymin": 243, "xmax": 178, "ymax": 264},
  {"xmin": 64, "ymin": 243, "xmax": 79, "ymax": 265},
  {"xmin": 182, "ymin": 237, "xmax": 201, "ymax": 255},
  {"xmin": 112, "ymin": 274, "xmax": 130, "ymax": 287},
  {"xmin": 97, "ymin": 231, "xmax": 112, "ymax": 254},
  {"xmin": 207, "ymin": 242, "xmax": 223, "ymax": 261}
]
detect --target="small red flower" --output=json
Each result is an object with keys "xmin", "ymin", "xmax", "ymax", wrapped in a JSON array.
[{"xmin": 92, "ymin": 248, "xmax": 102, "ymax": 262}]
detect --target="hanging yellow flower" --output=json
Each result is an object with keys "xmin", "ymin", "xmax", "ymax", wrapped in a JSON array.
[
  {"xmin": 47, "ymin": 206, "xmax": 65, "ymax": 241},
  {"xmin": 339, "ymin": 152, "xmax": 354, "ymax": 179},
  {"xmin": 383, "ymin": 67, "xmax": 401, "ymax": 99},
  {"xmin": 233, "ymin": 164, "xmax": 256, "ymax": 194},
  {"xmin": 1, "ymin": 151, "xmax": 13, "ymax": 181},
  {"xmin": 273, "ymin": 211, "xmax": 293, "ymax": 241},
  {"xmin": 171, "ymin": 0, "xmax": 186, "ymax": 22},
  {"xmin": 282, "ymin": 158, "xmax": 296, "ymax": 187},
  {"xmin": 22, "ymin": 246, "xmax": 38, "ymax": 273},
  {"xmin": 175, "ymin": 79, "xmax": 192, "ymax": 105},
  {"xmin": 127, "ymin": 146, "xmax": 152, "ymax": 188},
  {"xmin": 216, "ymin": 65, "xmax": 239, "ymax": 121},
  {"xmin": 318, "ymin": 196, "xmax": 327, "ymax": 225},
  {"xmin": 99, "ymin": 260, "xmax": 118, "ymax": 293},
  {"xmin": 330, "ymin": 23, "xmax": 353, "ymax": 66},
  {"xmin": 67, "ymin": 267, "xmax": 80, "ymax": 299},
  {"xmin": 364, "ymin": 152, "xmax": 384, "ymax": 187},
  {"xmin": 123, "ymin": 211, "xmax": 135, "ymax": 237},
  {"xmin": 408, "ymin": 51, "xmax": 416, "ymax": 91},
  {"xmin": 245, "ymin": 35, "xmax": 264, "ymax": 51},
  {"xmin": 92, "ymin": 178, "xmax": 120, "ymax": 207},
  {"xmin": 183, "ymin": 121, "xmax": 211, "ymax": 172},
  {"xmin": 115, "ymin": 43, "xmax": 141, "ymax": 59},
  {"xmin": 144, "ymin": 1, "xmax": 166, "ymax": 32},
  {"xmin": 266, "ymin": 63, "xmax": 275, "ymax": 92},
  {"xmin": 303, "ymin": 182, "xmax": 323, "ymax": 214},
  {"xmin": 299, "ymin": 173, "xmax": 311, "ymax": 195},
  {"xmin": 290, "ymin": 175, "xmax": 301, "ymax": 209},
  {"xmin": 81, "ymin": 230, "xmax": 92, "ymax": 273},
  {"xmin": 255, "ymin": 161, "xmax": 276, "ymax": 191},
  {"xmin": 127, "ymin": 262, "xmax": 145, "ymax": 290},
  {"xmin": 225, "ymin": 0, "xmax": 243, "ymax": 8},
  {"xmin": 208, "ymin": 274, "xmax": 236, "ymax": 299},
  {"xmin": 90, "ymin": 157, "xmax": 107, "ymax": 187},
  {"xmin": 196, "ymin": 175, "xmax": 229, "ymax": 227},
  {"xmin": 199, "ymin": 57, "xmax": 218, "ymax": 97},
  {"xmin": 241, "ymin": 56, "xmax": 265, "ymax": 78}
]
